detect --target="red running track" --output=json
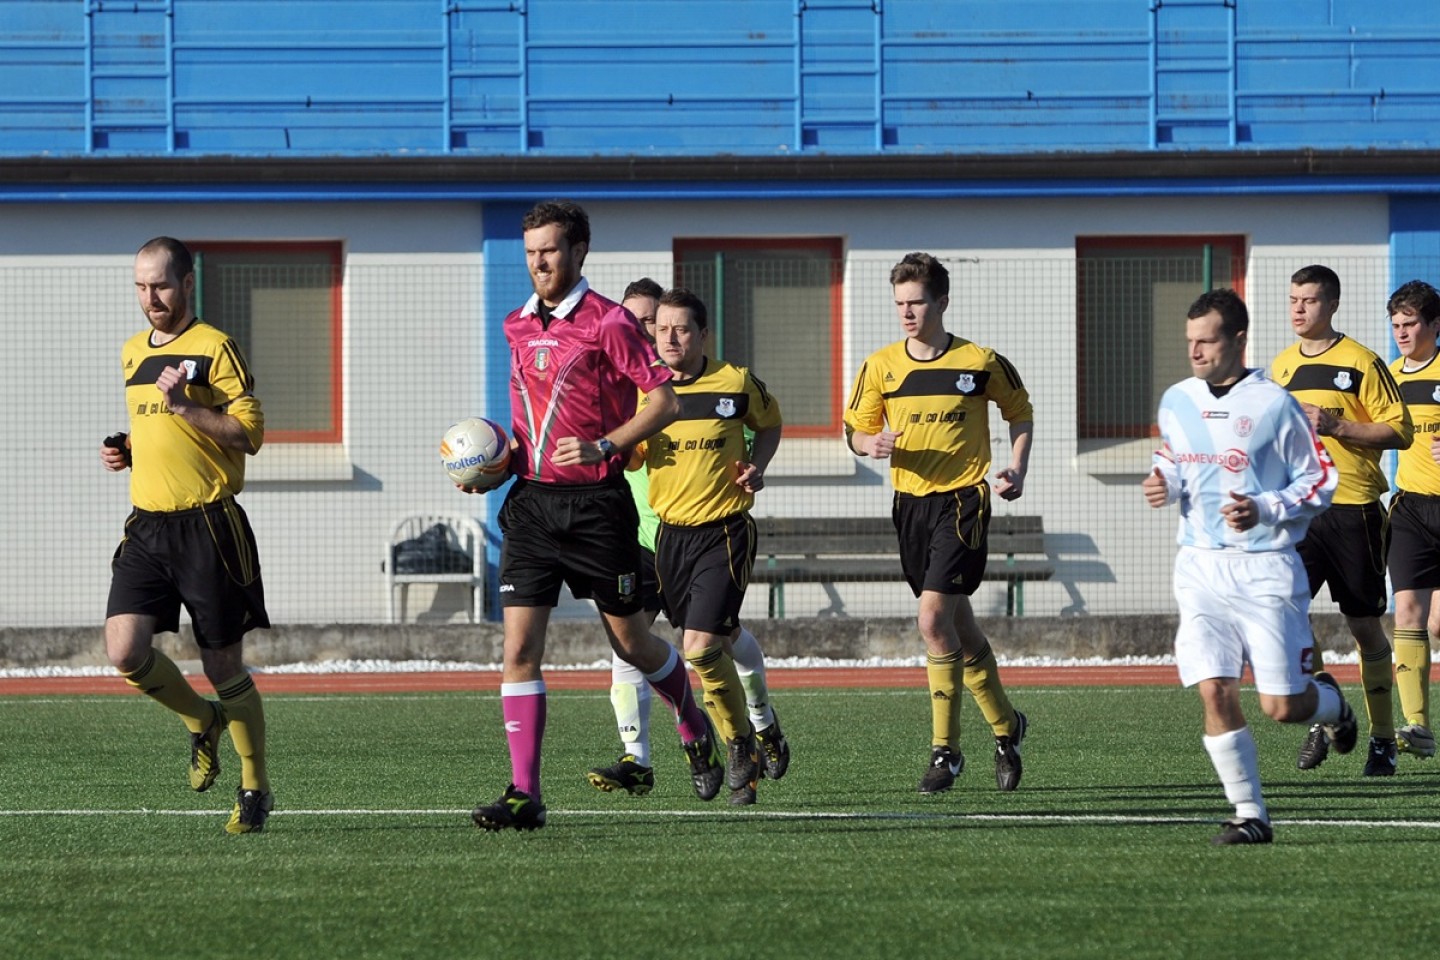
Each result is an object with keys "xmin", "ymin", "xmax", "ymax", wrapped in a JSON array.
[{"xmin": 0, "ymin": 664, "xmax": 1362, "ymax": 696}]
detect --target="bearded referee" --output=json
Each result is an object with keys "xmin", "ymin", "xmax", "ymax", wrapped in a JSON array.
[{"xmin": 100, "ymin": 237, "xmax": 273, "ymax": 834}]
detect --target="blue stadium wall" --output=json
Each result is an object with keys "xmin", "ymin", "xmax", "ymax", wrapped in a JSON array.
[{"xmin": 4, "ymin": 0, "xmax": 1440, "ymax": 158}]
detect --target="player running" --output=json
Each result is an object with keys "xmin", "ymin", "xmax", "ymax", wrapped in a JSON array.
[
  {"xmin": 1385, "ymin": 280, "xmax": 1440, "ymax": 760},
  {"xmin": 1145, "ymin": 288, "xmax": 1353, "ymax": 845},
  {"xmin": 1269, "ymin": 264, "xmax": 1412, "ymax": 776},
  {"xmin": 844, "ymin": 252, "xmax": 1032, "ymax": 795},
  {"xmin": 587, "ymin": 280, "xmax": 789, "ymax": 799}
]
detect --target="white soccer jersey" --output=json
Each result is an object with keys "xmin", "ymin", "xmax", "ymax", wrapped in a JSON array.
[{"xmin": 1153, "ymin": 369, "xmax": 1336, "ymax": 552}]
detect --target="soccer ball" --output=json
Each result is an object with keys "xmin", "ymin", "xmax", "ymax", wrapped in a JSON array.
[{"xmin": 440, "ymin": 417, "xmax": 511, "ymax": 490}]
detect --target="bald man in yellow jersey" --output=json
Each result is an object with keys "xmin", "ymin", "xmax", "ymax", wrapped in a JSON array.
[
  {"xmin": 1385, "ymin": 280, "xmax": 1440, "ymax": 761},
  {"xmin": 1270, "ymin": 264, "xmax": 1413, "ymax": 776},
  {"xmin": 100, "ymin": 237, "xmax": 273, "ymax": 833},
  {"xmin": 632, "ymin": 287, "xmax": 785, "ymax": 805},
  {"xmin": 844, "ymin": 252, "xmax": 1032, "ymax": 795}
]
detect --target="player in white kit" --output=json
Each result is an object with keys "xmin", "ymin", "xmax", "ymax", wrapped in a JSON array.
[{"xmin": 1142, "ymin": 288, "xmax": 1357, "ymax": 845}]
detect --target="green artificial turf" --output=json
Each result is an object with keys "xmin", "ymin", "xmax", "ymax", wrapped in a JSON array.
[{"xmin": 2, "ymin": 684, "xmax": 1437, "ymax": 959}]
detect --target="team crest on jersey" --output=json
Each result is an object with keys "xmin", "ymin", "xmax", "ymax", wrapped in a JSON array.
[
  {"xmin": 1333, "ymin": 370, "xmax": 1352, "ymax": 390},
  {"xmin": 1234, "ymin": 416, "xmax": 1254, "ymax": 438},
  {"xmin": 715, "ymin": 397, "xmax": 736, "ymax": 418},
  {"xmin": 956, "ymin": 374, "xmax": 976, "ymax": 394},
  {"xmin": 182, "ymin": 359, "xmax": 197, "ymax": 380},
  {"xmin": 534, "ymin": 347, "xmax": 551, "ymax": 372},
  {"xmin": 1432, "ymin": 385, "xmax": 1440, "ymax": 403}
]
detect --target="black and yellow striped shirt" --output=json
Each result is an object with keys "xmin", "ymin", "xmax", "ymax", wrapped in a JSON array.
[
  {"xmin": 1270, "ymin": 335, "xmax": 1411, "ymax": 504},
  {"xmin": 844, "ymin": 334, "xmax": 1032, "ymax": 496},
  {"xmin": 120, "ymin": 320, "xmax": 264, "ymax": 512},
  {"xmin": 636, "ymin": 358, "xmax": 782, "ymax": 526},
  {"xmin": 1391, "ymin": 352, "xmax": 1440, "ymax": 496}
]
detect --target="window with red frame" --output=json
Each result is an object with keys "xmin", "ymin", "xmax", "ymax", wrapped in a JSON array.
[
  {"xmin": 190, "ymin": 242, "xmax": 343, "ymax": 443},
  {"xmin": 673, "ymin": 238, "xmax": 844, "ymax": 438},
  {"xmin": 1077, "ymin": 236, "xmax": 1247, "ymax": 440}
]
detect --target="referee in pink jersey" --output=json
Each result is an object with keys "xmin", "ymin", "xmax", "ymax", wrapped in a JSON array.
[{"xmin": 467, "ymin": 200, "xmax": 723, "ymax": 831}]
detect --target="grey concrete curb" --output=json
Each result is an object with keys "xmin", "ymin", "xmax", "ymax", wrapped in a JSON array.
[{"xmin": 0, "ymin": 614, "xmax": 1388, "ymax": 669}]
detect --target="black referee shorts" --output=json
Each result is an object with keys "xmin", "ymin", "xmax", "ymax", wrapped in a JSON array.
[
  {"xmin": 497, "ymin": 477, "xmax": 644, "ymax": 615},
  {"xmin": 106, "ymin": 497, "xmax": 270, "ymax": 649}
]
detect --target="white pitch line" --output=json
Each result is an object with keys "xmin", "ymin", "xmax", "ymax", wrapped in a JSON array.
[{"xmin": 2, "ymin": 807, "xmax": 1438, "ymax": 830}]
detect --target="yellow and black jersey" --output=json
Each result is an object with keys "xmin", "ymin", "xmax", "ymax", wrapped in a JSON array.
[
  {"xmin": 121, "ymin": 320, "xmax": 264, "ymax": 512},
  {"xmin": 843, "ymin": 335, "xmax": 1032, "ymax": 497},
  {"xmin": 636, "ymin": 358, "xmax": 781, "ymax": 526},
  {"xmin": 1391, "ymin": 353, "xmax": 1440, "ymax": 495},
  {"xmin": 1270, "ymin": 335, "xmax": 1411, "ymax": 504}
]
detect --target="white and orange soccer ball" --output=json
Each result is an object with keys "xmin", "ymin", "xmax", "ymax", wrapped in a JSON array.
[{"xmin": 440, "ymin": 417, "xmax": 511, "ymax": 491}]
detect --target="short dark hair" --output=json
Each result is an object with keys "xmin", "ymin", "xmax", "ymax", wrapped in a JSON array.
[
  {"xmin": 137, "ymin": 236, "xmax": 194, "ymax": 280},
  {"xmin": 659, "ymin": 287, "xmax": 708, "ymax": 330},
  {"xmin": 1387, "ymin": 280, "xmax": 1440, "ymax": 324},
  {"xmin": 623, "ymin": 277, "xmax": 664, "ymax": 301},
  {"xmin": 1291, "ymin": 264, "xmax": 1341, "ymax": 302},
  {"xmin": 889, "ymin": 252, "xmax": 949, "ymax": 300},
  {"xmin": 1187, "ymin": 288, "xmax": 1249, "ymax": 338},
  {"xmin": 521, "ymin": 200, "xmax": 590, "ymax": 249}
]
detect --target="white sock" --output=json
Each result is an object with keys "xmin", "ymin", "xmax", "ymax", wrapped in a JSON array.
[
  {"xmin": 610, "ymin": 653, "xmax": 652, "ymax": 766},
  {"xmin": 1202, "ymin": 727, "xmax": 1268, "ymax": 823},
  {"xmin": 731, "ymin": 627, "xmax": 776, "ymax": 729},
  {"xmin": 1305, "ymin": 679, "xmax": 1342, "ymax": 726}
]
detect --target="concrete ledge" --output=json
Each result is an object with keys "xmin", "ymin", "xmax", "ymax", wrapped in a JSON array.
[{"xmin": 0, "ymin": 614, "xmax": 1398, "ymax": 669}]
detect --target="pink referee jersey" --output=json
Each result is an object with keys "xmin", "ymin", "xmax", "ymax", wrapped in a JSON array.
[{"xmin": 504, "ymin": 278, "xmax": 671, "ymax": 485}]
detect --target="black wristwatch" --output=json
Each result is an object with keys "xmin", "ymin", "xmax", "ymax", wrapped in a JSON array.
[{"xmin": 596, "ymin": 437, "xmax": 616, "ymax": 458}]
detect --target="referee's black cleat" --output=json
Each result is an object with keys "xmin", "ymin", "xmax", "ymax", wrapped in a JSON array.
[{"xmin": 472, "ymin": 784, "xmax": 547, "ymax": 832}]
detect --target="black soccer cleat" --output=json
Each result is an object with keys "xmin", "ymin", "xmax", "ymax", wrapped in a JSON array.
[
  {"xmin": 683, "ymin": 725, "xmax": 725, "ymax": 802},
  {"xmin": 756, "ymin": 717, "xmax": 791, "ymax": 781},
  {"xmin": 1212, "ymin": 817, "xmax": 1273, "ymax": 846},
  {"xmin": 918, "ymin": 745, "xmax": 965, "ymax": 794},
  {"xmin": 1362, "ymin": 736, "xmax": 1398, "ymax": 777},
  {"xmin": 1318, "ymin": 672, "xmax": 1359, "ymax": 755},
  {"xmin": 586, "ymin": 754, "xmax": 655, "ymax": 796},
  {"xmin": 994, "ymin": 710, "xmax": 1028, "ymax": 792},
  {"xmin": 472, "ymin": 784, "xmax": 547, "ymax": 832}
]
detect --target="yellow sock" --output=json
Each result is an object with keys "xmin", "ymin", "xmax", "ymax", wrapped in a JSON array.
[
  {"xmin": 1393, "ymin": 628, "xmax": 1431, "ymax": 728},
  {"xmin": 1359, "ymin": 644, "xmax": 1396, "ymax": 740},
  {"xmin": 963, "ymin": 642, "xmax": 1019, "ymax": 738},
  {"xmin": 216, "ymin": 673, "xmax": 268, "ymax": 792},
  {"xmin": 685, "ymin": 645, "xmax": 749, "ymax": 743},
  {"xmin": 121, "ymin": 650, "xmax": 213, "ymax": 734},
  {"xmin": 925, "ymin": 650, "xmax": 962, "ymax": 748}
]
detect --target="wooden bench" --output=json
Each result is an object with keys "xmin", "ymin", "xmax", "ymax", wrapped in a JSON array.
[{"xmin": 750, "ymin": 515, "xmax": 1053, "ymax": 618}]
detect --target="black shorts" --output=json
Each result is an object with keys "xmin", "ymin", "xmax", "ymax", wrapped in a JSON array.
[
  {"xmin": 497, "ymin": 478, "xmax": 644, "ymax": 615},
  {"xmin": 1296, "ymin": 500, "xmax": 1389, "ymax": 618},
  {"xmin": 893, "ymin": 483, "xmax": 991, "ymax": 597},
  {"xmin": 638, "ymin": 546, "xmax": 665, "ymax": 615},
  {"xmin": 655, "ymin": 512, "xmax": 755, "ymax": 635},
  {"xmin": 106, "ymin": 498, "xmax": 270, "ymax": 649},
  {"xmin": 1387, "ymin": 491, "xmax": 1440, "ymax": 592}
]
